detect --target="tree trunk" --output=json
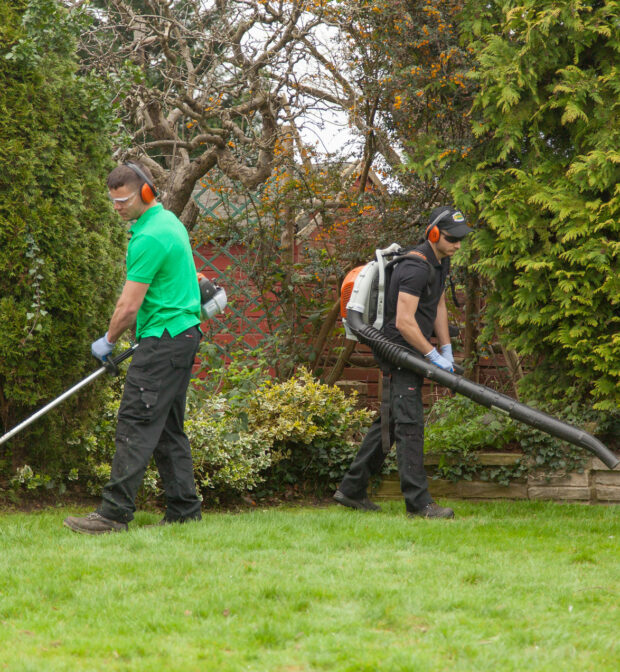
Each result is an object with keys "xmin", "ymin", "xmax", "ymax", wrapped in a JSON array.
[
  {"xmin": 180, "ymin": 198, "xmax": 200, "ymax": 232},
  {"xmin": 325, "ymin": 341, "xmax": 356, "ymax": 386},
  {"xmin": 500, "ymin": 344, "xmax": 524, "ymax": 399},
  {"xmin": 309, "ymin": 300, "xmax": 341, "ymax": 372},
  {"xmin": 463, "ymin": 273, "xmax": 481, "ymax": 383}
]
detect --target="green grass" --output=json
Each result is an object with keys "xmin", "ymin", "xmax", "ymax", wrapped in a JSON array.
[{"xmin": 0, "ymin": 500, "xmax": 618, "ymax": 671}]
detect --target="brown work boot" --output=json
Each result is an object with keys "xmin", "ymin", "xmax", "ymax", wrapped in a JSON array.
[
  {"xmin": 333, "ymin": 489, "xmax": 381, "ymax": 512},
  {"xmin": 408, "ymin": 502, "xmax": 455, "ymax": 519},
  {"xmin": 63, "ymin": 512, "xmax": 128, "ymax": 535}
]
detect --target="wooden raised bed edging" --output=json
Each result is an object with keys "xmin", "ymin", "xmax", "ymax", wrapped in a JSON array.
[{"xmin": 372, "ymin": 452, "xmax": 620, "ymax": 504}]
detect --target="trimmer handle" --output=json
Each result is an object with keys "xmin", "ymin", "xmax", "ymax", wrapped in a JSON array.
[{"xmin": 103, "ymin": 343, "xmax": 139, "ymax": 376}]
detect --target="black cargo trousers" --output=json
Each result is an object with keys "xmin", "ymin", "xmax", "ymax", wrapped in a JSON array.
[
  {"xmin": 98, "ymin": 326, "xmax": 202, "ymax": 524},
  {"xmin": 337, "ymin": 367, "xmax": 433, "ymax": 514}
]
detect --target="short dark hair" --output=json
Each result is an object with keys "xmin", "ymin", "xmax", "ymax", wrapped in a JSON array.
[{"xmin": 107, "ymin": 162, "xmax": 154, "ymax": 190}]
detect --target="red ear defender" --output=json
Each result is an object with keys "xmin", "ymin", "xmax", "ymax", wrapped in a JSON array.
[
  {"xmin": 124, "ymin": 162, "xmax": 158, "ymax": 204},
  {"xmin": 425, "ymin": 223, "xmax": 440, "ymax": 243},
  {"xmin": 140, "ymin": 182, "xmax": 156, "ymax": 204}
]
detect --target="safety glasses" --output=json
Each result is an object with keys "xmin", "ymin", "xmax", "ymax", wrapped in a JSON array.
[
  {"xmin": 109, "ymin": 191, "xmax": 138, "ymax": 204},
  {"xmin": 442, "ymin": 233, "xmax": 462, "ymax": 244}
]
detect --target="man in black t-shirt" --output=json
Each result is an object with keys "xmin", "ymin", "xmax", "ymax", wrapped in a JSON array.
[{"xmin": 334, "ymin": 206, "xmax": 473, "ymax": 519}]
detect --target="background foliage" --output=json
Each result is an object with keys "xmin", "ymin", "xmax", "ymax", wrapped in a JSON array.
[
  {"xmin": 0, "ymin": 0, "xmax": 125, "ymax": 481},
  {"xmin": 453, "ymin": 0, "xmax": 619, "ymax": 410},
  {"xmin": 330, "ymin": 0, "xmax": 618, "ymax": 412},
  {"xmin": 77, "ymin": 0, "xmax": 335, "ymax": 226},
  {"xmin": 1, "ymin": 0, "xmax": 617, "ymax": 500},
  {"xmin": 49, "ymin": 355, "xmax": 373, "ymax": 503},
  {"xmin": 423, "ymin": 395, "xmax": 618, "ymax": 486}
]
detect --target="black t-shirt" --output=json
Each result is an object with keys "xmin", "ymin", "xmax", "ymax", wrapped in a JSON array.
[{"xmin": 382, "ymin": 241, "xmax": 450, "ymax": 355}]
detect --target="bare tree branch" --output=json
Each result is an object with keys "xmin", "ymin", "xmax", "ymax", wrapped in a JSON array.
[{"xmin": 75, "ymin": 0, "xmax": 332, "ymax": 226}]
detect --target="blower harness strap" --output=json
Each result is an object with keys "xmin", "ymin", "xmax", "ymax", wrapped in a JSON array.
[{"xmin": 381, "ymin": 371, "xmax": 391, "ymax": 454}]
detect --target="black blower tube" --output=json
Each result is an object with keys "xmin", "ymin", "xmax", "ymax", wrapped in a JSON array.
[{"xmin": 346, "ymin": 309, "xmax": 619, "ymax": 470}]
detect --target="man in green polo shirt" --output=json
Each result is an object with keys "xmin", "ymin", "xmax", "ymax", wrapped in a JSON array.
[{"xmin": 64, "ymin": 162, "xmax": 203, "ymax": 534}]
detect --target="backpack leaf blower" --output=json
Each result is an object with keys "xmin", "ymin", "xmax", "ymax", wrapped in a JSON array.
[{"xmin": 340, "ymin": 246, "xmax": 619, "ymax": 470}]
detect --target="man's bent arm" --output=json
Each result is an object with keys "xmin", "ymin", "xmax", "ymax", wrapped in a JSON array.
[
  {"xmin": 395, "ymin": 292, "xmax": 434, "ymax": 355},
  {"xmin": 107, "ymin": 281, "xmax": 149, "ymax": 343}
]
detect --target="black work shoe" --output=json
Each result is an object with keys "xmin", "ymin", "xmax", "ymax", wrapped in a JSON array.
[
  {"xmin": 144, "ymin": 514, "xmax": 202, "ymax": 528},
  {"xmin": 408, "ymin": 502, "xmax": 455, "ymax": 519},
  {"xmin": 153, "ymin": 515, "xmax": 201, "ymax": 526},
  {"xmin": 63, "ymin": 512, "xmax": 128, "ymax": 535},
  {"xmin": 142, "ymin": 518, "xmax": 171, "ymax": 528},
  {"xmin": 333, "ymin": 489, "xmax": 381, "ymax": 512}
]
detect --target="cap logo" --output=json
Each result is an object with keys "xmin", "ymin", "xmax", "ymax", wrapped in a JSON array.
[{"xmin": 453, "ymin": 211, "xmax": 465, "ymax": 222}]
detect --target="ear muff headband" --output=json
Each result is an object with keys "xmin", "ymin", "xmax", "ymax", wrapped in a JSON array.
[{"xmin": 125, "ymin": 162, "xmax": 158, "ymax": 204}]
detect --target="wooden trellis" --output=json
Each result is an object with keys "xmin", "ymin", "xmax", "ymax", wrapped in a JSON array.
[{"xmin": 191, "ymin": 178, "xmax": 288, "ymax": 363}]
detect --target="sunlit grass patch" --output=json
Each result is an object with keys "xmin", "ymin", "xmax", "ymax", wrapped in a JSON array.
[{"xmin": 0, "ymin": 500, "xmax": 618, "ymax": 671}]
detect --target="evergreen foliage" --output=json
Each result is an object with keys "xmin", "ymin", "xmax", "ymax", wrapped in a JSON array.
[
  {"xmin": 0, "ymin": 0, "xmax": 125, "ymax": 478},
  {"xmin": 453, "ymin": 0, "xmax": 619, "ymax": 410},
  {"xmin": 67, "ymin": 361, "xmax": 372, "ymax": 502}
]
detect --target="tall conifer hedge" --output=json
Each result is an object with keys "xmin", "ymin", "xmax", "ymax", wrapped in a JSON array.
[
  {"xmin": 456, "ymin": 0, "xmax": 619, "ymax": 411},
  {"xmin": 0, "ymin": 0, "xmax": 125, "ymax": 480}
]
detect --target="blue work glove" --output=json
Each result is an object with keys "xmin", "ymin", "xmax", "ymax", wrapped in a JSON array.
[
  {"xmin": 91, "ymin": 333, "xmax": 116, "ymax": 362},
  {"xmin": 439, "ymin": 343, "xmax": 454, "ymax": 365},
  {"xmin": 424, "ymin": 347, "xmax": 454, "ymax": 372}
]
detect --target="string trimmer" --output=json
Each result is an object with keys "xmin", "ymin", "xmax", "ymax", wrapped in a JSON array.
[{"xmin": 0, "ymin": 344, "xmax": 138, "ymax": 447}]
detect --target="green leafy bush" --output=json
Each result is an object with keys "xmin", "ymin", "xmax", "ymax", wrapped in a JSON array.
[
  {"xmin": 425, "ymin": 395, "xmax": 519, "ymax": 456},
  {"xmin": 0, "ymin": 0, "xmax": 125, "ymax": 484},
  {"xmin": 38, "ymin": 356, "xmax": 270, "ymax": 503},
  {"xmin": 246, "ymin": 368, "xmax": 374, "ymax": 494},
  {"xmin": 454, "ymin": 0, "xmax": 620, "ymax": 411},
  {"xmin": 185, "ymin": 396, "xmax": 273, "ymax": 498},
  {"xmin": 422, "ymin": 395, "xmax": 617, "ymax": 485},
  {"xmin": 34, "ymin": 363, "xmax": 373, "ymax": 502},
  {"xmin": 423, "ymin": 396, "xmax": 521, "ymax": 483}
]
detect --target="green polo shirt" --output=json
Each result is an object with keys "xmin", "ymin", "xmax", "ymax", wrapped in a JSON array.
[{"xmin": 127, "ymin": 204, "xmax": 201, "ymax": 339}]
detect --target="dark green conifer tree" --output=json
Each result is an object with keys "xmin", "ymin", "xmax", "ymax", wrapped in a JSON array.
[
  {"xmin": 0, "ymin": 0, "xmax": 125, "ymax": 480},
  {"xmin": 455, "ymin": 0, "xmax": 619, "ymax": 411}
]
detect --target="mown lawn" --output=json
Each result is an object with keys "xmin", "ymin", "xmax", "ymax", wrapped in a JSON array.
[{"xmin": 0, "ymin": 500, "xmax": 618, "ymax": 671}]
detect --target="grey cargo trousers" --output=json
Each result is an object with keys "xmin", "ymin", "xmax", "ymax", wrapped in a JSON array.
[
  {"xmin": 98, "ymin": 326, "xmax": 202, "ymax": 523},
  {"xmin": 338, "ymin": 367, "xmax": 433, "ymax": 513}
]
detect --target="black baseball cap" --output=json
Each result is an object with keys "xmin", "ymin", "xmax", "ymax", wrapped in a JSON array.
[{"xmin": 429, "ymin": 206, "xmax": 473, "ymax": 239}]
